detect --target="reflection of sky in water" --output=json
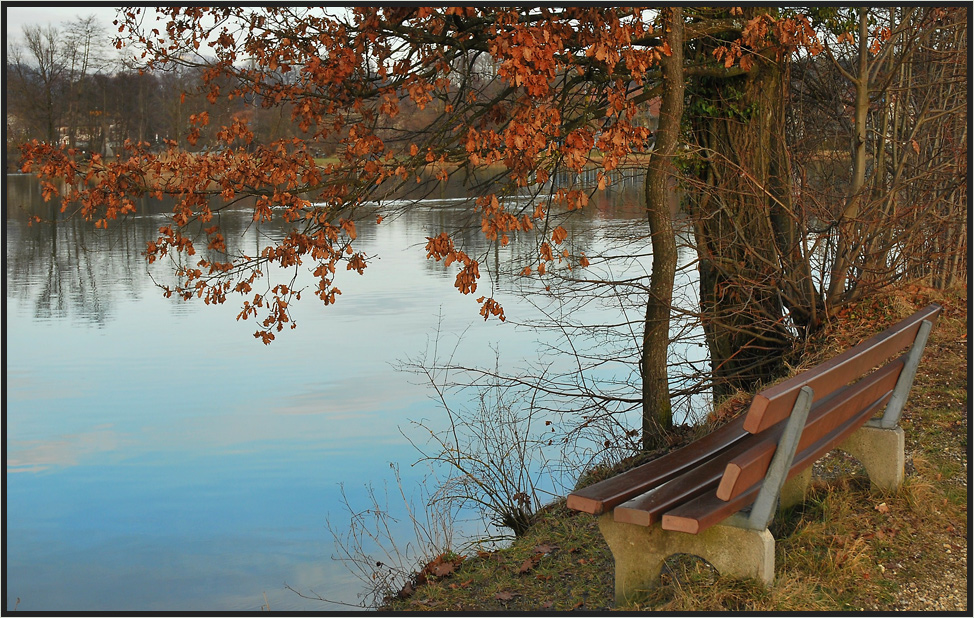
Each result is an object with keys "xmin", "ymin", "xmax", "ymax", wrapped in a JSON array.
[{"xmin": 5, "ymin": 175, "xmax": 702, "ymax": 611}]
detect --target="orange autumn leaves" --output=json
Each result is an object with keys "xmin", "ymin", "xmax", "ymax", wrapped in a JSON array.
[
  {"xmin": 22, "ymin": 8, "xmax": 828, "ymax": 342},
  {"xmin": 713, "ymin": 12, "xmax": 822, "ymax": 71},
  {"xmin": 425, "ymin": 231, "xmax": 502, "ymax": 322},
  {"xmin": 20, "ymin": 135, "xmax": 364, "ymax": 344},
  {"xmin": 425, "ymin": 190, "xmax": 581, "ymax": 321},
  {"xmin": 27, "ymin": 7, "xmax": 656, "ymax": 340}
]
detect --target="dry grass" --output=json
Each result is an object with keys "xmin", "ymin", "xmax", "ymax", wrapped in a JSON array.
[{"xmin": 381, "ymin": 501, "xmax": 615, "ymax": 611}]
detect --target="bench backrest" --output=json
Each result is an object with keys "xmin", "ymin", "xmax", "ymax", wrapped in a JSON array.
[
  {"xmin": 566, "ymin": 415, "xmax": 749, "ymax": 515},
  {"xmin": 661, "ymin": 303, "xmax": 942, "ymax": 534},
  {"xmin": 716, "ymin": 358, "xmax": 901, "ymax": 500},
  {"xmin": 742, "ymin": 303, "xmax": 943, "ymax": 434},
  {"xmin": 718, "ymin": 302, "xmax": 943, "ymax": 502},
  {"xmin": 568, "ymin": 303, "xmax": 943, "ymax": 530}
]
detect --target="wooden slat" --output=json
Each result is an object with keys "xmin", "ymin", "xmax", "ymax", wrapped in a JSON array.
[
  {"xmin": 612, "ymin": 430, "xmax": 766, "ymax": 526},
  {"xmin": 716, "ymin": 358, "xmax": 904, "ymax": 501},
  {"xmin": 566, "ymin": 415, "xmax": 748, "ymax": 515},
  {"xmin": 661, "ymin": 393, "xmax": 891, "ymax": 534},
  {"xmin": 743, "ymin": 304, "xmax": 941, "ymax": 434}
]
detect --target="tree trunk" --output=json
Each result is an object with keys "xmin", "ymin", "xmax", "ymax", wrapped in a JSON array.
[
  {"xmin": 641, "ymin": 7, "xmax": 683, "ymax": 450},
  {"xmin": 827, "ymin": 9, "xmax": 871, "ymax": 306},
  {"xmin": 685, "ymin": 7, "xmax": 799, "ymax": 400}
]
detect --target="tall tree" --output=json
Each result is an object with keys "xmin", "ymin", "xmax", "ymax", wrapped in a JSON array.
[
  {"xmin": 22, "ymin": 7, "xmax": 695, "ymax": 448},
  {"xmin": 9, "ymin": 24, "xmax": 67, "ymax": 143},
  {"xmin": 684, "ymin": 7, "xmax": 821, "ymax": 397},
  {"xmin": 9, "ymin": 7, "xmax": 815, "ymax": 447},
  {"xmin": 62, "ymin": 15, "xmax": 111, "ymax": 151},
  {"xmin": 641, "ymin": 7, "xmax": 683, "ymax": 447}
]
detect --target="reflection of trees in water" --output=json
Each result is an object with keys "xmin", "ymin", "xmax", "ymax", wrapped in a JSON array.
[
  {"xmin": 8, "ymin": 208, "xmax": 142, "ymax": 326},
  {"xmin": 6, "ymin": 174, "xmax": 660, "ymax": 335},
  {"xmin": 6, "ymin": 175, "xmax": 271, "ymax": 325}
]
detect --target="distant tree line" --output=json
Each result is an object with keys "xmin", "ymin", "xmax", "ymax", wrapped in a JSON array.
[{"xmin": 5, "ymin": 15, "xmax": 350, "ymax": 164}]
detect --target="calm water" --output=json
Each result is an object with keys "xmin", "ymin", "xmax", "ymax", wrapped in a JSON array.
[{"xmin": 5, "ymin": 173, "xmax": 701, "ymax": 611}]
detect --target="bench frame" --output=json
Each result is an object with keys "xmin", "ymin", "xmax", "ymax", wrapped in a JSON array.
[{"xmin": 573, "ymin": 305, "xmax": 941, "ymax": 604}]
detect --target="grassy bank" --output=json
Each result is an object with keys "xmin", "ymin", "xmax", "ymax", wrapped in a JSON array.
[{"xmin": 380, "ymin": 285, "xmax": 968, "ymax": 612}]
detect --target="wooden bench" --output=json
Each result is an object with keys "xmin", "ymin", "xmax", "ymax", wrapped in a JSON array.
[{"xmin": 567, "ymin": 304, "xmax": 942, "ymax": 604}]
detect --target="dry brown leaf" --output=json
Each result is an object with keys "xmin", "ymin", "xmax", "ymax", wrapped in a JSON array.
[
  {"xmin": 432, "ymin": 562, "xmax": 455, "ymax": 577},
  {"xmin": 519, "ymin": 554, "xmax": 541, "ymax": 574}
]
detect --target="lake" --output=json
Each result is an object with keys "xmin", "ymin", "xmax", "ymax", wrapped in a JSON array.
[{"xmin": 4, "ymin": 172, "xmax": 704, "ymax": 611}]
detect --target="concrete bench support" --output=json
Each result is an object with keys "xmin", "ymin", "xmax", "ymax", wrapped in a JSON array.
[
  {"xmin": 772, "ymin": 423, "xmax": 906, "ymax": 506},
  {"xmin": 598, "ymin": 513, "xmax": 774, "ymax": 605},
  {"xmin": 836, "ymin": 423, "xmax": 906, "ymax": 492}
]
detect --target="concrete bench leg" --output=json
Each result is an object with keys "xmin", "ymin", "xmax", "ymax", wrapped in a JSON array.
[
  {"xmin": 836, "ymin": 424, "xmax": 905, "ymax": 492},
  {"xmin": 598, "ymin": 513, "xmax": 775, "ymax": 605}
]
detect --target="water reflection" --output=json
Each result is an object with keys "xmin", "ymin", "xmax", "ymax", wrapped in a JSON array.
[{"xmin": 5, "ymin": 171, "xmax": 654, "ymax": 327}]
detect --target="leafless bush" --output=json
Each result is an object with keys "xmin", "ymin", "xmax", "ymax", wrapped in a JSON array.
[
  {"xmin": 318, "ymin": 464, "xmax": 459, "ymax": 608},
  {"xmin": 402, "ymin": 345, "xmax": 568, "ymax": 540}
]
